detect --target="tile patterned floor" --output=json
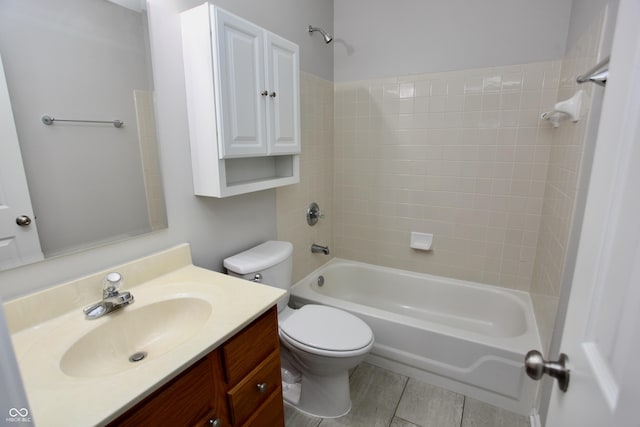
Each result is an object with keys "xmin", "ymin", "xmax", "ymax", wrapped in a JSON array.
[{"xmin": 284, "ymin": 363, "xmax": 529, "ymax": 427}]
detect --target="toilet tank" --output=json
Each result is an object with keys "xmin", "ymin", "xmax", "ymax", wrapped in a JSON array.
[{"xmin": 223, "ymin": 241, "xmax": 293, "ymax": 312}]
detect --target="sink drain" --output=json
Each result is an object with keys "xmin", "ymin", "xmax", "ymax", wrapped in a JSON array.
[{"xmin": 129, "ymin": 351, "xmax": 147, "ymax": 363}]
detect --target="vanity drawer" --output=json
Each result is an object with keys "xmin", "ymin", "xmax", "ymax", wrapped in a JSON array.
[
  {"xmin": 222, "ymin": 306, "xmax": 279, "ymax": 384},
  {"xmin": 227, "ymin": 350, "xmax": 282, "ymax": 426}
]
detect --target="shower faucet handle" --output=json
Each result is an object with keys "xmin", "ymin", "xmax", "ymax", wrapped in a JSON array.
[{"xmin": 307, "ymin": 202, "xmax": 324, "ymax": 226}]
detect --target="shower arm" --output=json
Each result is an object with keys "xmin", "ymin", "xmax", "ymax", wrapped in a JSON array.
[{"xmin": 308, "ymin": 25, "xmax": 333, "ymax": 44}]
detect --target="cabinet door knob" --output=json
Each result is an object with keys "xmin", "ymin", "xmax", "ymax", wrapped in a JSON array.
[
  {"xmin": 257, "ymin": 382, "xmax": 268, "ymax": 393},
  {"xmin": 209, "ymin": 418, "xmax": 221, "ymax": 427},
  {"xmin": 269, "ymin": 91, "xmax": 276, "ymax": 98},
  {"xmin": 260, "ymin": 90, "xmax": 268, "ymax": 96}
]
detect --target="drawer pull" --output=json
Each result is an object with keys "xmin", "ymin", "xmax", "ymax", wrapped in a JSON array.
[
  {"xmin": 257, "ymin": 383, "xmax": 268, "ymax": 394},
  {"xmin": 209, "ymin": 418, "xmax": 221, "ymax": 427}
]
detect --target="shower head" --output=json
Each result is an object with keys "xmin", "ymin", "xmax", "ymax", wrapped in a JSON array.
[{"xmin": 308, "ymin": 25, "xmax": 333, "ymax": 44}]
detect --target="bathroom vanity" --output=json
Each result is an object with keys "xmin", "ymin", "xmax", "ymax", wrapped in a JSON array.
[
  {"xmin": 4, "ymin": 244, "xmax": 286, "ymax": 426},
  {"xmin": 111, "ymin": 307, "xmax": 283, "ymax": 427}
]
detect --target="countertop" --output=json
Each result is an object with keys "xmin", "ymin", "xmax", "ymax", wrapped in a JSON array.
[{"xmin": 4, "ymin": 244, "xmax": 286, "ymax": 426}]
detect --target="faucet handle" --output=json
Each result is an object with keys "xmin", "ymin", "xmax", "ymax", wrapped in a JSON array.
[
  {"xmin": 103, "ymin": 272, "xmax": 123, "ymax": 296},
  {"xmin": 307, "ymin": 202, "xmax": 324, "ymax": 226}
]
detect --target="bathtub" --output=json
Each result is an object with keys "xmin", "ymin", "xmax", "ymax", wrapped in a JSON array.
[{"xmin": 289, "ymin": 258, "xmax": 541, "ymax": 415}]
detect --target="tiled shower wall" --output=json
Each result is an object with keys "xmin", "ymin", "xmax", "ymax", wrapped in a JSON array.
[
  {"xmin": 277, "ymin": 73, "xmax": 334, "ymax": 282},
  {"xmin": 333, "ymin": 62, "xmax": 561, "ymax": 290},
  {"xmin": 277, "ymin": 18, "xmax": 605, "ymax": 355},
  {"xmin": 530, "ymin": 11, "xmax": 606, "ymax": 350}
]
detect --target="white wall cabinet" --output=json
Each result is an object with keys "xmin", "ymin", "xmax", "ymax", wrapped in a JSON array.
[{"xmin": 181, "ymin": 4, "xmax": 300, "ymax": 197}]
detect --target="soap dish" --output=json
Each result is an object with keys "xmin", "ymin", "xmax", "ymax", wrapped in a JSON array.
[{"xmin": 410, "ymin": 232, "xmax": 433, "ymax": 251}]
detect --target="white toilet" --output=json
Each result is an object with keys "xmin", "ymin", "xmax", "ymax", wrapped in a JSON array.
[{"xmin": 224, "ymin": 241, "xmax": 374, "ymax": 418}]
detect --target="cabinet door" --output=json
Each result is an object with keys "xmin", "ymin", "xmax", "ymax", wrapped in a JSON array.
[
  {"xmin": 109, "ymin": 356, "xmax": 226, "ymax": 427},
  {"xmin": 265, "ymin": 32, "xmax": 300, "ymax": 155},
  {"xmin": 213, "ymin": 7, "xmax": 267, "ymax": 158}
]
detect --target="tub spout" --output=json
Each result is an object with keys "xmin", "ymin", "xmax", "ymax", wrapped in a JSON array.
[{"xmin": 311, "ymin": 244, "xmax": 330, "ymax": 255}]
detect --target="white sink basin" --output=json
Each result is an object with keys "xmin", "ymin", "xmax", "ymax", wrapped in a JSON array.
[{"xmin": 60, "ymin": 297, "xmax": 212, "ymax": 378}]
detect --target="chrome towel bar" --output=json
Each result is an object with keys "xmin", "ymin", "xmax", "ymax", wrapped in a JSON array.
[
  {"xmin": 41, "ymin": 115, "xmax": 124, "ymax": 128},
  {"xmin": 576, "ymin": 55, "xmax": 609, "ymax": 87}
]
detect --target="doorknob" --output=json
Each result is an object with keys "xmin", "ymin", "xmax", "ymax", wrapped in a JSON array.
[
  {"xmin": 16, "ymin": 215, "xmax": 32, "ymax": 226},
  {"xmin": 525, "ymin": 350, "xmax": 570, "ymax": 392}
]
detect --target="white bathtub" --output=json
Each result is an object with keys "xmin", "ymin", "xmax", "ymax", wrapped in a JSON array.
[{"xmin": 289, "ymin": 258, "xmax": 541, "ymax": 415}]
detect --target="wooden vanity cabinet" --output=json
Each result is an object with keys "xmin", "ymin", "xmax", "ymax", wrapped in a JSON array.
[{"xmin": 110, "ymin": 306, "xmax": 284, "ymax": 427}]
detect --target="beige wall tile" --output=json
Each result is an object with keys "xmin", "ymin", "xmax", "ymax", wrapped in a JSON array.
[
  {"xmin": 277, "ymin": 73, "xmax": 334, "ymax": 282},
  {"xmin": 530, "ymin": 12, "xmax": 605, "ymax": 351},
  {"xmin": 333, "ymin": 61, "xmax": 560, "ymax": 291}
]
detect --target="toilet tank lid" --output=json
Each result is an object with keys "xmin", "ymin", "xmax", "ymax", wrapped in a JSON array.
[{"xmin": 223, "ymin": 241, "xmax": 293, "ymax": 274}]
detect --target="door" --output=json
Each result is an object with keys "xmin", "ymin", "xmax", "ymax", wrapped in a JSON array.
[
  {"xmin": 265, "ymin": 32, "xmax": 300, "ymax": 155},
  {"xmin": 212, "ymin": 7, "xmax": 267, "ymax": 158},
  {"xmin": 0, "ymin": 54, "xmax": 43, "ymax": 269},
  {"xmin": 545, "ymin": 0, "xmax": 640, "ymax": 425}
]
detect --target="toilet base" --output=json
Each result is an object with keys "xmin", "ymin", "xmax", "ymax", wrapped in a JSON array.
[
  {"xmin": 284, "ymin": 400, "xmax": 352, "ymax": 420},
  {"xmin": 283, "ymin": 369, "xmax": 352, "ymax": 418}
]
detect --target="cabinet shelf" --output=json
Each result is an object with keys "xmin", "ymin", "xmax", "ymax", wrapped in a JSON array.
[{"xmin": 223, "ymin": 155, "xmax": 299, "ymax": 197}]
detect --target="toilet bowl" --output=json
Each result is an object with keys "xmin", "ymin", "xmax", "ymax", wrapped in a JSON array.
[
  {"xmin": 224, "ymin": 241, "xmax": 374, "ymax": 418},
  {"xmin": 278, "ymin": 304, "xmax": 373, "ymax": 417}
]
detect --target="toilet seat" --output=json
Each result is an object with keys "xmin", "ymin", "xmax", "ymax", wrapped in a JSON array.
[{"xmin": 279, "ymin": 305, "xmax": 374, "ymax": 357}]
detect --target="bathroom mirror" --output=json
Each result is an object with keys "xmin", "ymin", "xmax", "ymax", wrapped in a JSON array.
[{"xmin": 0, "ymin": 0, "xmax": 167, "ymax": 271}]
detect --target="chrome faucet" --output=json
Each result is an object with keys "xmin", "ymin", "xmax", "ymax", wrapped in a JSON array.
[
  {"xmin": 83, "ymin": 272, "xmax": 134, "ymax": 319},
  {"xmin": 311, "ymin": 244, "xmax": 330, "ymax": 255}
]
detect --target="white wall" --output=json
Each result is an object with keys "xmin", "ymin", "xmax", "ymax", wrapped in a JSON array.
[
  {"xmin": 334, "ymin": 0, "xmax": 573, "ymax": 82},
  {"xmin": 209, "ymin": 0, "xmax": 334, "ymax": 81},
  {"xmin": 565, "ymin": 0, "xmax": 619, "ymax": 51},
  {"xmin": 0, "ymin": 0, "xmax": 333, "ymax": 300}
]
